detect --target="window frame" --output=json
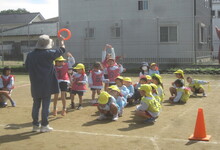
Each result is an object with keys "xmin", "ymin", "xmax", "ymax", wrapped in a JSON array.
[
  {"xmin": 159, "ymin": 25, "xmax": 178, "ymax": 43},
  {"xmin": 138, "ymin": 0, "xmax": 149, "ymax": 11},
  {"xmin": 85, "ymin": 27, "xmax": 95, "ymax": 39}
]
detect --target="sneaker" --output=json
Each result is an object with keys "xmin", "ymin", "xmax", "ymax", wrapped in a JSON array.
[
  {"xmin": 10, "ymin": 100, "xmax": 16, "ymax": 107},
  {"xmin": 53, "ymin": 109, "xmax": 57, "ymax": 116},
  {"xmin": 97, "ymin": 114, "xmax": 107, "ymax": 120},
  {"xmin": 203, "ymin": 93, "xmax": 207, "ymax": 97},
  {"xmin": 32, "ymin": 125, "xmax": 41, "ymax": 132},
  {"xmin": 112, "ymin": 114, "xmax": 119, "ymax": 121},
  {"xmin": 70, "ymin": 102, "xmax": 75, "ymax": 109},
  {"xmin": 61, "ymin": 109, "xmax": 67, "ymax": 116},
  {"xmin": 40, "ymin": 125, "xmax": 53, "ymax": 133},
  {"xmin": 118, "ymin": 110, "xmax": 123, "ymax": 117},
  {"xmin": 77, "ymin": 105, "xmax": 82, "ymax": 110},
  {"xmin": 144, "ymin": 118, "xmax": 156, "ymax": 123}
]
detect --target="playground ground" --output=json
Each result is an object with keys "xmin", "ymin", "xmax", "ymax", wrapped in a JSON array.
[{"xmin": 0, "ymin": 74, "xmax": 220, "ymax": 150}]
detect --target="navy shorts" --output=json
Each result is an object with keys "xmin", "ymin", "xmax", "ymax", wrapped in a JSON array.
[
  {"xmin": 71, "ymin": 90, "xmax": 84, "ymax": 96},
  {"xmin": 59, "ymin": 82, "xmax": 68, "ymax": 92},
  {"xmin": 91, "ymin": 88, "xmax": 101, "ymax": 91}
]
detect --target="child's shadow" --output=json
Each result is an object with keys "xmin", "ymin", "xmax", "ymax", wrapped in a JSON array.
[
  {"xmin": 190, "ymin": 95, "xmax": 204, "ymax": 98},
  {"xmin": 162, "ymin": 100, "xmax": 186, "ymax": 106},
  {"xmin": 118, "ymin": 113, "xmax": 154, "ymax": 131}
]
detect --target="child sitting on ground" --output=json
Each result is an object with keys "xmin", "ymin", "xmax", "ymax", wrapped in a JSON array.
[
  {"xmin": 123, "ymin": 77, "xmax": 134, "ymax": 105},
  {"xmin": 169, "ymin": 79, "xmax": 190, "ymax": 104},
  {"xmin": 169, "ymin": 69, "xmax": 185, "ymax": 97},
  {"xmin": 136, "ymin": 84, "xmax": 161, "ymax": 123},
  {"xmin": 150, "ymin": 83, "xmax": 161, "ymax": 103},
  {"xmin": 151, "ymin": 74, "xmax": 165, "ymax": 102},
  {"xmin": 149, "ymin": 63, "xmax": 160, "ymax": 76},
  {"xmin": 0, "ymin": 66, "xmax": 16, "ymax": 107},
  {"xmin": 108, "ymin": 85, "xmax": 127, "ymax": 117},
  {"xmin": 139, "ymin": 62, "xmax": 149, "ymax": 77},
  {"xmin": 115, "ymin": 76, "xmax": 129, "ymax": 99},
  {"xmin": 97, "ymin": 91, "xmax": 119, "ymax": 121},
  {"xmin": 186, "ymin": 76, "xmax": 209, "ymax": 97}
]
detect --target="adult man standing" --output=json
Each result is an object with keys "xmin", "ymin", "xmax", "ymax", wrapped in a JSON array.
[{"xmin": 25, "ymin": 35, "xmax": 65, "ymax": 132}]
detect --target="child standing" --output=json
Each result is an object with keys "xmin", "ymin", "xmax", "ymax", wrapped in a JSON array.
[
  {"xmin": 104, "ymin": 58, "xmax": 124, "ymax": 86},
  {"xmin": 97, "ymin": 91, "xmax": 119, "ymax": 121},
  {"xmin": 102, "ymin": 44, "xmax": 115, "ymax": 91},
  {"xmin": 149, "ymin": 63, "xmax": 160, "ymax": 76},
  {"xmin": 186, "ymin": 76, "xmax": 209, "ymax": 97},
  {"xmin": 123, "ymin": 77, "xmax": 134, "ymax": 105},
  {"xmin": 151, "ymin": 74, "xmax": 165, "ymax": 102},
  {"xmin": 139, "ymin": 62, "xmax": 149, "ymax": 77},
  {"xmin": 53, "ymin": 53, "xmax": 75, "ymax": 116},
  {"xmin": 136, "ymin": 84, "xmax": 161, "ymax": 123},
  {"xmin": 169, "ymin": 79, "xmax": 190, "ymax": 103},
  {"xmin": 108, "ymin": 85, "xmax": 127, "ymax": 117},
  {"xmin": 169, "ymin": 69, "xmax": 185, "ymax": 96},
  {"xmin": 88, "ymin": 62, "xmax": 109, "ymax": 104},
  {"xmin": 70, "ymin": 63, "xmax": 88, "ymax": 110},
  {"xmin": 0, "ymin": 66, "xmax": 16, "ymax": 107}
]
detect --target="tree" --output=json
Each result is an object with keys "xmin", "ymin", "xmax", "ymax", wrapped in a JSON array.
[{"xmin": 0, "ymin": 8, "xmax": 30, "ymax": 14}]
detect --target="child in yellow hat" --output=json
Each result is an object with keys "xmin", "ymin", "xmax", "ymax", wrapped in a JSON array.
[
  {"xmin": 136, "ymin": 84, "xmax": 161, "ymax": 123},
  {"xmin": 186, "ymin": 76, "xmax": 209, "ymax": 97},
  {"xmin": 97, "ymin": 91, "xmax": 119, "ymax": 121},
  {"xmin": 151, "ymin": 74, "xmax": 165, "ymax": 102},
  {"xmin": 115, "ymin": 76, "xmax": 129, "ymax": 99},
  {"xmin": 123, "ymin": 77, "xmax": 134, "ymax": 105},
  {"xmin": 169, "ymin": 69, "xmax": 185, "ymax": 97},
  {"xmin": 169, "ymin": 79, "xmax": 190, "ymax": 104},
  {"xmin": 149, "ymin": 63, "xmax": 160, "ymax": 76},
  {"xmin": 108, "ymin": 85, "xmax": 127, "ymax": 117},
  {"xmin": 53, "ymin": 52, "xmax": 75, "ymax": 116},
  {"xmin": 70, "ymin": 63, "xmax": 88, "ymax": 110},
  {"xmin": 150, "ymin": 83, "xmax": 161, "ymax": 103}
]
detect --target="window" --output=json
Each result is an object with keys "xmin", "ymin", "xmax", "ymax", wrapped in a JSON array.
[
  {"xmin": 111, "ymin": 26, "xmax": 121, "ymax": 38},
  {"xmin": 160, "ymin": 26, "xmax": 177, "ymax": 43},
  {"xmin": 212, "ymin": 10, "xmax": 215, "ymax": 17},
  {"xmin": 199, "ymin": 23, "xmax": 207, "ymax": 44},
  {"xmin": 138, "ymin": 1, "xmax": 148, "ymax": 10},
  {"xmin": 218, "ymin": 11, "xmax": 220, "ymax": 18},
  {"xmin": 85, "ymin": 28, "xmax": 95, "ymax": 38}
]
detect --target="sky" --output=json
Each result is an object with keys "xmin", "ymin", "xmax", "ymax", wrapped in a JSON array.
[{"xmin": 0, "ymin": 0, "xmax": 58, "ymax": 19}]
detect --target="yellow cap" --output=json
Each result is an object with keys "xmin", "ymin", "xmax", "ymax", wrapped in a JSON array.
[
  {"xmin": 150, "ymin": 63, "xmax": 157, "ymax": 66},
  {"xmin": 138, "ymin": 84, "xmax": 152, "ymax": 94},
  {"xmin": 123, "ymin": 77, "xmax": 132, "ymax": 82},
  {"xmin": 74, "ymin": 63, "xmax": 85, "ymax": 72},
  {"xmin": 150, "ymin": 83, "xmax": 157, "ymax": 90},
  {"xmin": 55, "ymin": 56, "xmax": 66, "ymax": 61},
  {"xmin": 115, "ymin": 76, "xmax": 123, "ymax": 80},
  {"xmin": 146, "ymin": 75, "xmax": 152, "ymax": 80},
  {"xmin": 98, "ymin": 91, "xmax": 111, "ymax": 104},
  {"xmin": 174, "ymin": 69, "xmax": 184, "ymax": 77},
  {"xmin": 108, "ymin": 85, "xmax": 120, "ymax": 93},
  {"xmin": 151, "ymin": 74, "xmax": 162, "ymax": 83}
]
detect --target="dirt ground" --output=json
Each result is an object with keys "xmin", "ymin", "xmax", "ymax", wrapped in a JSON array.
[{"xmin": 0, "ymin": 74, "xmax": 220, "ymax": 150}]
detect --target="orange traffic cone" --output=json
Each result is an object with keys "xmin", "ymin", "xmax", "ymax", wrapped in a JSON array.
[{"xmin": 188, "ymin": 108, "xmax": 211, "ymax": 141}]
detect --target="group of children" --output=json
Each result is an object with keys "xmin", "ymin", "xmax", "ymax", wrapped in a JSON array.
[{"xmin": 0, "ymin": 44, "xmax": 210, "ymax": 125}]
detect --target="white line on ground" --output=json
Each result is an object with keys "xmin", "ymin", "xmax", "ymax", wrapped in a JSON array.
[{"xmin": 0, "ymin": 124, "xmax": 219, "ymax": 145}]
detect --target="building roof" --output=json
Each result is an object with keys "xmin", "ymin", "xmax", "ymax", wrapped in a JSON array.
[{"xmin": 0, "ymin": 13, "xmax": 45, "ymax": 24}]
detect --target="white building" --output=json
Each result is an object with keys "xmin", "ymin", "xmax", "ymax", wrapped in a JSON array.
[
  {"xmin": 59, "ymin": 0, "xmax": 212, "ymax": 65},
  {"xmin": 212, "ymin": 0, "xmax": 220, "ymax": 58}
]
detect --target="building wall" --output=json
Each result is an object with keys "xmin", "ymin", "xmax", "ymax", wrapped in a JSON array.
[
  {"xmin": 212, "ymin": 1, "xmax": 220, "ymax": 58},
  {"xmin": 59, "ymin": 0, "xmax": 211, "ymax": 64}
]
